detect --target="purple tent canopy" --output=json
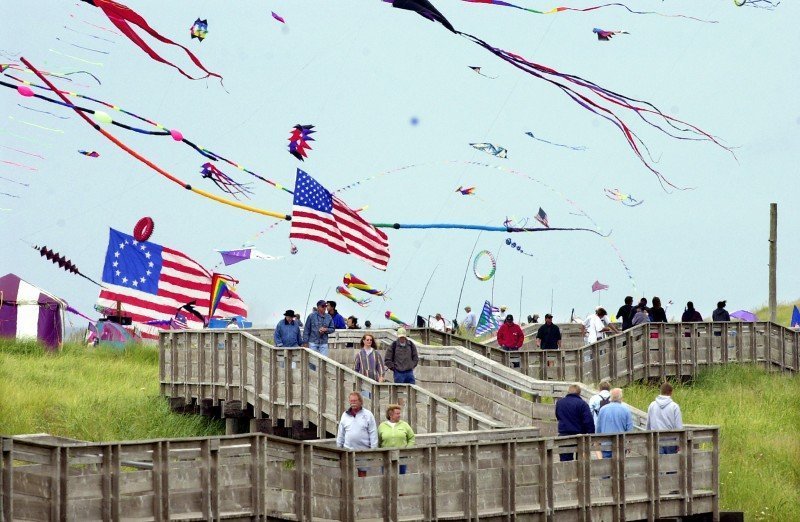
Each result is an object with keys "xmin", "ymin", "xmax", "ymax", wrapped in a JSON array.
[
  {"xmin": 0, "ymin": 273, "xmax": 66, "ymax": 349},
  {"xmin": 730, "ymin": 310, "xmax": 758, "ymax": 322}
]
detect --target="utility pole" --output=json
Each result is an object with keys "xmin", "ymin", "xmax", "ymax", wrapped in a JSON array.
[{"xmin": 769, "ymin": 203, "xmax": 777, "ymax": 323}]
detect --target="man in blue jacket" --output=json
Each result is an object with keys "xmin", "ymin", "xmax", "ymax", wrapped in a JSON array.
[
  {"xmin": 304, "ymin": 299, "xmax": 336, "ymax": 357},
  {"xmin": 555, "ymin": 384, "xmax": 595, "ymax": 461},
  {"xmin": 274, "ymin": 309, "xmax": 302, "ymax": 347},
  {"xmin": 596, "ymin": 388, "xmax": 634, "ymax": 458}
]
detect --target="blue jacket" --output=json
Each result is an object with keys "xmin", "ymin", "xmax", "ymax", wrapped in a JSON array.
[
  {"xmin": 596, "ymin": 402, "xmax": 634, "ymax": 434},
  {"xmin": 555, "ymin": 393, "xmax": 595, "ymax": 435},
  {"xmin": 331, "ymin": 312, "xmax": 346, "ymax": 330},
  {"xmin": 303, "ymin": 311, "xmax": 336, "ymax": 345},
  {"xmin": 274, "ymin": 319, "xmax": 302, "ymax": 347}
]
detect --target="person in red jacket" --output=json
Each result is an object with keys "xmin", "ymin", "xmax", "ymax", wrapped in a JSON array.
[{"xmin": 497, "ymin": 315, "xmax": 524, "ymax": 350}]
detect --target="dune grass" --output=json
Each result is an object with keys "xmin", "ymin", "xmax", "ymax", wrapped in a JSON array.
[
  {"xmin": 753, "ymin": 300, "xmax": 800, "ymax": 326},
  {"xmin": 623, "ymin": 365, "xmax": 800, "ymax": 520},
  {"xmin": 0, "ymin": 339, "xmax": 223, "ymax": 441}
]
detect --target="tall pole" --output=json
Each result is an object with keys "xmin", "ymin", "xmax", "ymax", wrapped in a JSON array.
[
  {"xmin": 769, "ymin": 203, "xmax": 777, "ymax": 322},
  {"xmin": 519, "ymin": 276, "xmax": 524, "ymax": 323}
]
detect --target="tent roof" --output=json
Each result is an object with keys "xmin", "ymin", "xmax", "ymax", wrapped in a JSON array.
[{"xmin": 0, "ymin": 273, "xmax": 68, "ymax": 307}]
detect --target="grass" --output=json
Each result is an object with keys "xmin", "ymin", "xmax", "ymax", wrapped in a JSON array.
[
  {"xmin": 753, "ymin": 300, "xmax": 800, "ymax": 326},
  {"xmin": 623, "ymin": 365, "xmax": 800, "ymax": 520},
  {"xmin": 0, "ymin": 339, "xmax": 224, "ymax": 441}
]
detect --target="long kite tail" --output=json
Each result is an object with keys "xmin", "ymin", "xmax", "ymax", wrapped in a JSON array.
[
  {"xmin": 84, "ymin": 0, "xmax": 222, "ymax": 81},
  {"xmin": 373, "ymin": 222, "xmax": 611, "ymax": 237},
  {"xmin": 463, "ymin": 1, "xmax": 718, "ymax": 23}
]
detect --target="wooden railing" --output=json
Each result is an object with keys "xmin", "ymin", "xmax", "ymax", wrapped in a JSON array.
[
  {"xmin": 0, "ymin": 427, "xmax": 719, "ymax": 521},
  {"xmin": 414, "ymin": 321, "xmax": 799, "ymax": 385},
  {"xmin": 159, "ymin": 330, "xmax": 503, "ymax": 438}
]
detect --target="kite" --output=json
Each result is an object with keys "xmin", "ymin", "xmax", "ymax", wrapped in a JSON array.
[
  {"xmin": 33, "ymin": 244, "xmax": 103, "ymax": 286},
  {"xmin": 343, "ymin": 273, "xmax": 388, "ymax": 298},
  {"xmin": 76, "ymin": 0, "xmax": 221, "ymax": 81},
  {"xmin": 593, "ymin": 28, "xmax": 628, "ymax": 41},
  {"xmin": 470, "ymin": 142, "xmax": 507, "ymax": 158},
  {"xmin": 604, "ymin": 188, "xmax": 643, "ymax": 207},
  {"xmin": 190, "ymin": 19, "xmax": 208, "ymax": 41},
  {"xmin": 473, "ymin": 250, "xmax": 496, "ymax": 281},
  {"xmin": 271, "ymin": 11, "xmax": 286, "ymax": 23},
  {"xmin": 455, "ymin": 186, "xmax": 476, "ymax": 196},
  {"xmin": 468, "ymin": 66, "xmax": 496, "ymax": 78},
  {"xmin": 386, "ymin": 0, "xmax": 731, "ymax": 190},
  {"xmin": 200, "ymin": 162, "xmax": 254, "ymax": 200},
  {"xmin": 209, "ymin": 274, "xmax": 238, "ymax": 320},
  {"xmin": 288, "ymin": 124, "xmax": 315, "ymax": 161},
  {"xmin": 734, "ymin": 0, "xmax": 780, "ymax": 9},
  {"xmin": 336, "ymin": 286, "xmax": 372, "ymax": 307},
  {"xmin": 385, "ymin": 310, "xmax": 409, "ymax": 327},
  {"xmin": 535, "ymin": 207, "xmax": 549, "ymax": 228},
  {"xmin": 461, "ymin": 0, "xmax": 718, "ymax": 22},
  {"xmin": 133, "ymin": 216, "xmax": 155, "ymax": 241},
  {"xmin": 525, "ymin": 131, "xmax": 586, "ymax": 151},
  {"xmin": 505, "ymin": 237, "xmax": 534, "ymax": 257},
  {"xmin": 591, "ymin": 280, "xmax": 609, "ymax": 292},
  {"xmin": 79, "ymin": 150, "xmax": 100, "ymax": 157},
  {"xmin": 215, "ymin": 248, "xmax": 281, "ymax": 266}
]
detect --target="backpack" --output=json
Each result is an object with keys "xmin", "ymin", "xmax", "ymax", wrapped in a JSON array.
[{"xmin": 599, "ymin": 396, "xmax": 611, "ymax": 410}]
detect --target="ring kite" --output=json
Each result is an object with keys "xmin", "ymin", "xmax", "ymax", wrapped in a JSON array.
[
  {"xmin": 133, "ymin": 216, "xmax": 155, "ymax": 241},
  {"xmin": 473, "ymin": 250, "xmax": 496, "ymax": 281}
]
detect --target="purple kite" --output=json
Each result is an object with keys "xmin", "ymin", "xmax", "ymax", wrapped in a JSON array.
[
  {"xmin": 271, "ymin": 11, "xmax": 286, "ymax": 23},
  {"xmin": 591, "ymin": 280, "xmax": 609, "ymax": 292},
  {"xmin": 593, "ymin": 28, "xmax": 628, "ymax": 41},
  {"xmin": 215, "ymin": 248, "xmax": 280, "ymax": 266},
  {"xmin": 288, "ymin": 124, "xmax": 315, "ymax": 161}
]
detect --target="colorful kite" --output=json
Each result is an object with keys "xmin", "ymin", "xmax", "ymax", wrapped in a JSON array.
[
  {"xmin": 593, "ymin": 28, "xmax": 628, "ymax": 41},
  {"xmin": 470, "ymin": 142, "xmax": 507, "ymax": 158},
  {"xmin": 455, "ymin": 186, "xmax": 476, "ymax": 196},
  {"xmin": 79, "ymin": 150, "xmax": 100, "ymax": 157},
  {"xmin": 190, "ymin": 19, "xmax": 208, "ymax": 41},
  {"xmin": 133, "ymin": 216, "xmax": 155, "ymax": 241},
  {"xmin": 208, "ymin": 274, "xmax": 237, "ymax": 319},
  {"xmin": 386, "ymin": 0, "xmax": 731, "ymax": 190},
  {"xmin": 505, "ymin": 237, "xmax": 534, "ymax": 257},
  {"xmin": 525, "ymin": 131, "xmax": 586, "ymax": 151},
  {"xmin": 271, "ymin": 11, "xmax": 286, "ymax": 23},
  {"xmin": 461, "ymin": 0, "xmax": 718, "ymax": 22},
  {"xmin": 336, "ymin": 286, "xmax": 372, "ymax": 307},
  {"xmin": 604, "ymin": 188, "xmax": 643, "ymax": 207},
  {"xmin": 535, "ymin": 207, "xmax": 549, "ymax": 228},
  {"xmin": 734, "ymin": 0, "xmax": 780, "ymax": 9},
  {"xmin": 468, "ymin": 66, "xmax": 496, "ymax": 78},
  {"xmin": 76, "ymin": 0, "xmax": 221, "ymax": 80},
  {"xmin": 215, "ymin": 248, "xmax": 281, "ymax": 266},
  {"xmin": 343, "ymin": 273, "xmax": 388, "ymax": 298},
  {"xmin": 288, "ymin": 124, "xmax": 315, "ymax": 161},
  {"xmin": 473, "ymin": 250, "xmax": 496, "ymax": 281},
  {"xmin": 385, "ymin": 310, "xmax": 409, "ymax": 327},
  {"xmin": 200, "ymin": 162, "xmax": 254, "ymax": 200}
]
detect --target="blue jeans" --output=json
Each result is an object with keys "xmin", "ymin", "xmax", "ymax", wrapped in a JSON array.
[
  {"xmin": 660, "ymin": 446, "xmax": 678, "ymax": 455},
  {"xmin": 393, "ymin": 370, "xmax": 416, "ymax": 384},
  {"xmin": 308, "ymin": 342, "xmax": 329, "ymax": 357}
]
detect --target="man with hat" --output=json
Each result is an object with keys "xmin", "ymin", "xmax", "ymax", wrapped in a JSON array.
[
  {"xmin": 535, "ymin": 314, "xmax": 562, "ymax": 350},
  {"xmin": 303, "ymin": 299, "xmax": 336, "ymax": 356},
  {"xmin": 274, "ymin": 309, "xmax": 302, "ymax": 347},
  {"xmin": 384, "ymin": 328, "xmax": 419, "ymax": 384}
]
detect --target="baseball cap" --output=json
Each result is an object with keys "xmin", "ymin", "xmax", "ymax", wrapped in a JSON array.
[
  {"xmin": 316, "ymin": 299, "xmax": 327, "ymax": 307},
  {"xmin": 396, "ymin": 327, "xmax": 408, "ymax": 337}
]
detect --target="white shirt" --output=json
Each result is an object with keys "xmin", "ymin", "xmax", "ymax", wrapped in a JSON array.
[
  {"xmin": 430, "ymin": 317, "xmax": 446, "ymax": 332},
  {"xmin": 463, "ymin": 312, "xmax": 477, "ymax": 329},
  {"xmin": 584, "ymin": 314, "xmax": 606, "ymax": 343}
]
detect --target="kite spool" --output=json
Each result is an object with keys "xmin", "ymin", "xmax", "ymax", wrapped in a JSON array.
[
  {"xmin": 133, "ymin": 216, "xmax": 155, "ymax": 242},
  {"xmin": 473, "ymin": 250, "xmax": 496, "ymax": 281}
]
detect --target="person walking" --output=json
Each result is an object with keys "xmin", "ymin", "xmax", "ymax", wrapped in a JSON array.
[
  {"xmin": 461, "ymin": 306, "xmax": 477, "ymax": 334},
  {"xmin": 646, "ymin": 382, "xmax": 683, "ymax": 454},
  {"xmin": 712, "ymin": 300, "xmax": 730, "ymax": 322},
  {"xmin": 555, "ymin": 384, "xmax": 595, "ymax": 461},
  {"xmin": 303, "ymin": 299, "xmax": 336, "ymax": 357},
  {"xmin": 336, "ymin": 392, "xmax": 378, "ymax": 477},
  {"xmin": 497, "ymin": 315, "xmax": 525, "ymax": 350},
  {"xmin": 535, "ymin": 314, "xmax": 561, "ymax": 349},
  {"xmin": 616, "ymin": 296, "xmax": 634, "ymax": 331},
  {"xmin": 681, "ymin": 302, "xmax": 703, "ymax": 322},
  {"xmin": 378, "ymin": 404, "xmax": 415, "ymax": 474},
  {"xmin": 274, "ymin": 309, "xmax": 302, "ymax": 347},
  {"xmin": 353, "ymin": 334, "xmax": 386, "ymax": 382},
  {"xmin": 596, "ymin": 388, "xmax": 634, "ymax": 458},
  {"xmin": 649, "ymin": 297, "xmax": 668, "ymax": 323},
  {"xmin": 588, "ymin": 381, "xmax": 612, "ymax": 426},
  {"xmin": 384, "ymin": 328, "xmax": 419, "ymax": 384}
]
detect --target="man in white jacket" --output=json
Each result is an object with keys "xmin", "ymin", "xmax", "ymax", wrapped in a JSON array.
[
  {"xmin": 588, "ymin": 381, "xmax": 612, "ymax": 426},
  {"xmin": 646, "ymin": 382, "xmax": 683, "ymax": 454}
]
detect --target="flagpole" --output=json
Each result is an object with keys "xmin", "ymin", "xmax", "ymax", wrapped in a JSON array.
[
  {"xmin": 454, "ymin": 232, "xmax": 483, "ymax": 324},
  {"xmin": 519, "ymin": 276, "xmax": 524, "ymax": 323}
]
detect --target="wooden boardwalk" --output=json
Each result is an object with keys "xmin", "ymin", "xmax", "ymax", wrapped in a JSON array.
[{"xmin": 4, "ymin": 320, "xmax": 795, "ymax": 520}]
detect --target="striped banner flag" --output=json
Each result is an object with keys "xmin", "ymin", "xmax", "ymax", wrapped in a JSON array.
[
  {"xmin": 290, "ymin": 169, "xmax": 390, "ymax": 270},
  {"xmin": 97, "ymin": 229, "xmax": 247, "ymax": 340},
  {"xmin": 475, "ymin": 300, "xmax": 500, "ymax": 336}
]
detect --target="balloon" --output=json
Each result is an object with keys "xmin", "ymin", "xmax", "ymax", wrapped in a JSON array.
[
  {"xmin": 170, "ymin": 129, "xmax": 183, "ymax": 141},
  {"xmin": 93, "ymin": 111, "xmax": 112, "ymax": 124},
  {"xmin": 17, "ymin": 85, "xmax": 34, "ymax": 97}
]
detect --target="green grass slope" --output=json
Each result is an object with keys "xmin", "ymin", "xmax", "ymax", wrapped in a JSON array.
[
  {"xmin": 624, "ymin": 366, "xmax": 800, "ymax": 520},
  {"xmin": 0, "ymin": 340, "xmax": 223, "ymax": 441},
  {"xmin": 753, "ymin": 300, "xmax": 800, "ymax": 326}
]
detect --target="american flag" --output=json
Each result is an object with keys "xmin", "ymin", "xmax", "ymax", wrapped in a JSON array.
[
  {"xmin": 535, "ymin": 207, "xmax": 549, "ymax": 228},
  {"xmin": 97, "ymin": 229, "xmax": 247, "ymax": 340},
  {"xmin": 290, "ymin": 169, "xmax": 390, "ymax": 270}
]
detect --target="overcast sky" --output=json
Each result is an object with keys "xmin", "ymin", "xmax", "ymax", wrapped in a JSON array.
[{"xmin": 1, "ymin": 0, "xmax": 798, "ymax": 329}]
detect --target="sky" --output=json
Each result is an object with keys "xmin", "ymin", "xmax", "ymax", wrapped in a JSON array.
[{"xmin": 1, "ymin": 0, "xmax": 799, "ymax": 330}]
